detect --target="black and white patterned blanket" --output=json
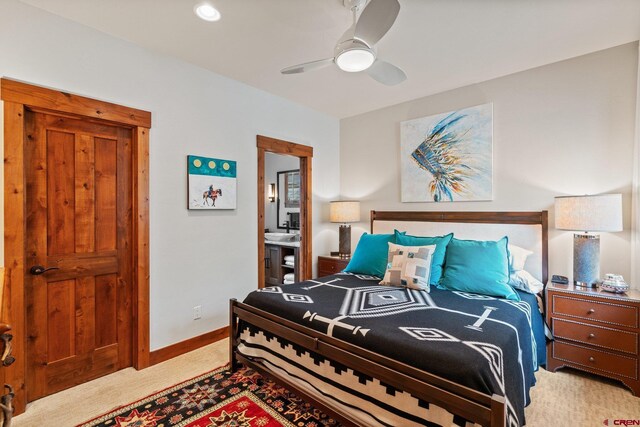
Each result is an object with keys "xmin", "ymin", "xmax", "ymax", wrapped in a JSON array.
[{"xmin": 242, "ymin": 273, "xmax": 540, "ymax": 426}]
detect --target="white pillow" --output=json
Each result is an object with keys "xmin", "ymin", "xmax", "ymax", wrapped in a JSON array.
[
  {"xmin": 509, "ymin": 270, "xmax": 544, "ymax": 294},
  {"xmin": 508, "ymin": 244, "xmax": 533, "ymax": 272},
  {"xmin": 380, "ymin": 243, "xmax": 436, "ymax": 291}
]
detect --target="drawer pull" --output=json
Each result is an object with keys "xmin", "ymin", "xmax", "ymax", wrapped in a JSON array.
[
  {"xmin": 587, "ymin": 309, "xmax": 595, "ymax": 314},
  {"xmin": 589, "ymin": 356, "xmax": 595, "ymax": 362},
  {"xmin": 588, "ymin": 333, "xmax": 595, "ymax": 339}
]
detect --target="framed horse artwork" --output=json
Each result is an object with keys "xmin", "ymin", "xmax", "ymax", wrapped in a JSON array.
[{"xmin": 188, "ymin": 155, "xmax": 237, "ymax": 209}]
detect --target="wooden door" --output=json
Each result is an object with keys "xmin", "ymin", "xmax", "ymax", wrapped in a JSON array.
[
  {"xmin": 265, "ymin": 245, "xmax": 280, "ymax": 286},
  {"xmin": 24, "ymin": 111, "xmax": 133, "ymax": 400}
]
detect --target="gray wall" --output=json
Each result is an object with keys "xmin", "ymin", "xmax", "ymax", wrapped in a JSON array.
[
  {"xmin": 0, "ymin": 0, "xmax": 341, "ymax": 350},
  {"xmin": 340, "ymin": 43, "xmax": 638, "ymax": 282}
]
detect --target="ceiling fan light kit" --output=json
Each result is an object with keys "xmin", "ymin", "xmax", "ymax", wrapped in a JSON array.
[
  {"xmin": 335, "ymin": 41, "xmax": 376, "ymax": 72},
  {"xmin": 281, "ymin": 0, "xmax": 406, "ymax": 86}
]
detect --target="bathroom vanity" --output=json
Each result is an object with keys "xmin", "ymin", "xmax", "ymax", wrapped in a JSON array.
[{"xmin": 264, "ymin": 241, "xmax": 299, "ymax": 287}]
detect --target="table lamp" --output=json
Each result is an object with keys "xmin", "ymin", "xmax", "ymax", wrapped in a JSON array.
[
  {"xmin": 330, "ymin": 201, "xmax": 360, "ymax": 258},
  {"xmin": 554, "ymin": 194, "xmax": 623, "ymax": 287}
]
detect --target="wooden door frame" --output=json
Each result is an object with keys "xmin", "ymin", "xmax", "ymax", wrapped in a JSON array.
[
  {"xmin": 1, "ymin": 78, "xmax": 151, "ymax": 414},
  {"xmin": 257, "ymin": 135, "xmax": 313, "ymax": 288}
]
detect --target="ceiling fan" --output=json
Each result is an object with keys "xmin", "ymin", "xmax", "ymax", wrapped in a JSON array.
[{"xmin": 281, "ymin": 0, "xmax": 406, "ymax": 86}]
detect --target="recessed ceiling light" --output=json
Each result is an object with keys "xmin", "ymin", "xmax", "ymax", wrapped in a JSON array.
[{"xmin": 194, "ymin": 2, "xmax": 221, "ymax": 22}]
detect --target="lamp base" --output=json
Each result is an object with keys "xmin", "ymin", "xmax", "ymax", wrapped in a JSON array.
[
  {"xmin": 574, "ymin": 281, "xmax": 597, "ymax": 288},
  {"xmin": 338, "ymin": 224, "xmax": 351, "ymax": 258},
  {"xmin": 573, "ymin": 233, "xmax": 600, "ymax": 288}
]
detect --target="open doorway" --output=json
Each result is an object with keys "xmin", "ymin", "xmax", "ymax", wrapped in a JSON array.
[{"xmin": 257, "ymin": 136, "xmax": 313, "ymax": 288}]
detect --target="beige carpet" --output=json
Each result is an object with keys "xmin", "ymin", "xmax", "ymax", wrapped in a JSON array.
[
  {"xmin": 12, "ymin": 339, "xmax": 638, "ymax": 426},
  {"xmin": 526, "ymin": 367, "xmax": 639, "ymax": 426},
  {"xmin": 13, "ymin": 339, "xmax": 229, "ymax": 427}
]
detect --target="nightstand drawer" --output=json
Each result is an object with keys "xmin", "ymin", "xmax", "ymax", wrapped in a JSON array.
[
  {"xmin": 317, "ymin": 258, "xmax": 348, "ymax": 276},
  {"xmin": 552, "ymin": 318, "xmax": 638, "ymax": 355},
  {"xmin": 553, "ymin": 341, "xmax": 638, "ymax": 379},
  {"xmin": 552, "ymin": 295, "xmax": 638, "ymax": 328}
]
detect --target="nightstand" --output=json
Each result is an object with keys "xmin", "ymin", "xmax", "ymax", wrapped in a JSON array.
[
  {"xmin": 546, "ymin": 282, "xmax": 640, "ymax": 396},
  {"xmin": 317, "ymin": 255, "xmax": 349, "ymax": 278}
]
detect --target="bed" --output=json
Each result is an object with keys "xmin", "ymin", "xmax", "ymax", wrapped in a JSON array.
[{"xmin": 230, "ymin": 210, "xmax": 548, "ymax": 427}]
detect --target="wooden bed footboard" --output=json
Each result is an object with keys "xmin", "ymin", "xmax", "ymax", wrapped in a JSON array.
[{"xmin": 229, "ymin": 299, "xmax": 506, "ymax": 427}]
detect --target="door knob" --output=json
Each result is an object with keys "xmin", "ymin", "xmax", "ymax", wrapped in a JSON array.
[{"xmin": 29, "ymin": 265, "xmax": 60, "ymax": 275}]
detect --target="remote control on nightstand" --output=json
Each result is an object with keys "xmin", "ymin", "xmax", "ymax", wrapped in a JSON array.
[{"xmin": 551, "ymin": 275, "xmax": 568, "ymax": 284}]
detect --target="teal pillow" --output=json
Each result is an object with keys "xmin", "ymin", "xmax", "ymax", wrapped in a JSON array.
[
  {"xmin": 439, "ymin": 237, "xmax": 520, "ymax": 301},
  {"xmin": 344, "ymin": 233, "xmax": 396, "ymax": 278},
  {"xmin": 395, "ymin": 230, "xmax": 453, "ymax": 285}
]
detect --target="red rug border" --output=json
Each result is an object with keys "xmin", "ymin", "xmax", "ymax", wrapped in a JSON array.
[
  {"xmin": 76, "ymin": 363, "xmax": 230, "ymax": 427},
  {"xmin": 176, "ymin": 389, "xmax": 297, "ymax": 427}
]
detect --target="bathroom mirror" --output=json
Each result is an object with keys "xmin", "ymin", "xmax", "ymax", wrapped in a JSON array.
[{"xmin": 277, "ymin": 169, "xmax": 300, "ymax": 230}]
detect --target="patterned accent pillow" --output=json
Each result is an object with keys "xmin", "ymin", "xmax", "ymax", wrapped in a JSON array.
[{"xmin": 379, "ymin": 243, "xmax": 436, "ymax": 291}]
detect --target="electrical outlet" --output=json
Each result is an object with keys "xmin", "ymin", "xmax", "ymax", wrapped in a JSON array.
[{"xmin": 193, "ymin": 305, "xmax": 202, "ymax": 320}]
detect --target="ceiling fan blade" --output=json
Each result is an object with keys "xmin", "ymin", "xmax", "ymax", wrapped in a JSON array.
[
  {"xmin": 280, "ymin": 58, "xmax": 334, "ymax": 74},
  {"xmin": 366, "ymin": 59, "xmax": 406, "ymax": 85},
  {"xmin": 354, "ymin": 0, "xmax": 400, "ymax": 46}
]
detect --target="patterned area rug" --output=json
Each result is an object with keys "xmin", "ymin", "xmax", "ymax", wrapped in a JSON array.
[{"xmin": 78, "ymin": 364, "xmax": 340, "ymax": 427}]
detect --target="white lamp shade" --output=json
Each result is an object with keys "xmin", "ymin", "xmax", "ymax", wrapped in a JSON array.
[
  {"xmin": 330, "ymin": 201, "xmax": 360, "ymax": 223},
  {"xmin": 554, "ymin": 194, "xmax": 623, "ymax": 232}
]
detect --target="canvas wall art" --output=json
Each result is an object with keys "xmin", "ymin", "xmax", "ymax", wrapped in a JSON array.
[
  {"xmin": 188, "ymin": 155, "xmax": 237, "ymax": 209},
  {"xmin": 400, "ymin": 103, "xmax": 493, "ymax": 202}
]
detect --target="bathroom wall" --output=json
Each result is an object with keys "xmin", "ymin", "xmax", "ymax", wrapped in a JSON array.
[{"xmin": 264, "ymin": 152, "xmax": 300, "ymax": 232}]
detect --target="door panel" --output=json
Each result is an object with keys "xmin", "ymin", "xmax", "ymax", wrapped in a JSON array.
[
  {"xmin": 95, "ymin": 137, "xmax": 117, "ymax": 252},
  {"xmin": 26, "ymin": 111, "xmax": 133, "ymax": 401},
  {"xmin": 75, "ymin": 134, "xmax": 96, "ymax": 253},
  {"xmin": 75, "ymin": 276, "xmax": 96, "ymax": 354},
  {"xmin": 95, "ymin": 274, "xmax": 118, "ymax": 348},
  {"xmin": 47, "ymin": 130, "xmax": 76, "ymax": 256},
  {"xmin": 46, "ymin": 280, "xmax": 75, "ymax": 361},
  {"xmin": 46, "ymin": 344, "xmax": 118, "ymax": 393},
  {"xmin": 265, "ymin": 245, "xmax": 280, "ymax": 286}
]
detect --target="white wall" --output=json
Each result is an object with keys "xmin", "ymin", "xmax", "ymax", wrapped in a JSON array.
[
  {"xmin": 264, "ymin": 152, "xmax": 300, "ymax": 232},
  {"xmin": 341, "ymin": 43, "xmax": 638, "ymax": 285},
  {"xmin": 0, "ymin": 0, "xmax": 340, "ymax": 350}
]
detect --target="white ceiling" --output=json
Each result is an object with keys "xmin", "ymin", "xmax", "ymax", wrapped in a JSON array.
[{"xmin": 20, "ymin": 0, "xmax": 640, "ymax": 118}]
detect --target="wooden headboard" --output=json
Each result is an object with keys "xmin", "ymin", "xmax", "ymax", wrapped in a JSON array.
[{"xmin": 371, "ymin": 210, "xmax": 549, "ymax": 284}]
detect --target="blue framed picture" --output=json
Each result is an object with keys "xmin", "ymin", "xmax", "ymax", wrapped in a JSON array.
[{"xmin": 187, "ymin": 155, "xmax": 237, "ymax": 209}]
